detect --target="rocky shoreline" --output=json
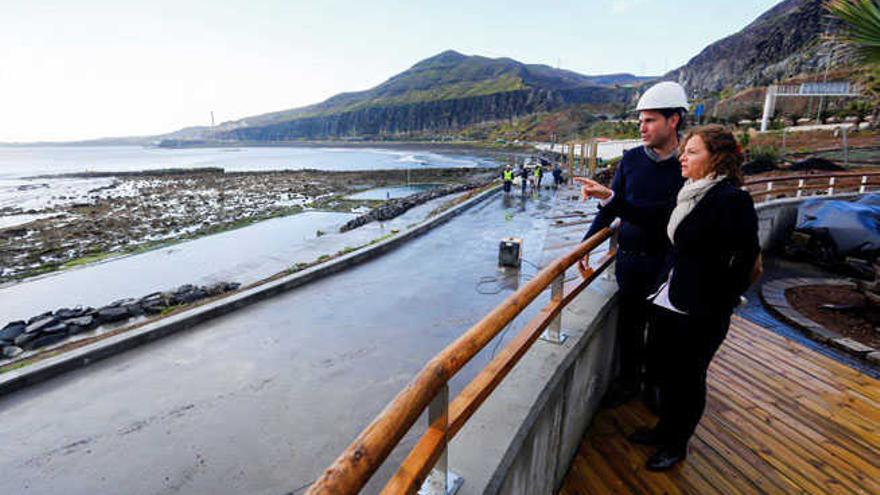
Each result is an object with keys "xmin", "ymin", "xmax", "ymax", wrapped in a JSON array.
[
  {"xmin": 0, "ymin": 282, "xmax": 241, "ymax": 363},
  {"xmin": 0, "ymin": 167, "xmax": 496, "ymax": 283}
]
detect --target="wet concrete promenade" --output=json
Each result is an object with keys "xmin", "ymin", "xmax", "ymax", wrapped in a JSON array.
[{"xmin": 0, "ymin": 187, "xmax": 593, "ymax": 495}]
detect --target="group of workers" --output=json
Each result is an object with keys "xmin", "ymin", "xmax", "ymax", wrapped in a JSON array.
[
  {"xmin": 558, "ymin": 81, "xmax": 760, "ymax": 471},
  {"xmin": 501, "ymin": 160, "xmax": 564, "ymax": 195}
]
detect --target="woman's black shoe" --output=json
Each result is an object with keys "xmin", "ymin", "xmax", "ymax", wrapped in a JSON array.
[
  {"xmin": 627, "ymin": 428, "xmax": 666, "ymax": 446},
  {"xmin": 645, "ymin": 445, "xmax": 687, "ymax": 471}
]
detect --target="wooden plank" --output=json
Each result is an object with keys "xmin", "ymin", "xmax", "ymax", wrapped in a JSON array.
[
  {"xmin": 559, "ymin": 314, "xmax": 880, "ymax": 495},
  {"xmin": 710, "ymin": 360, "xmax": 880, "ymax": 464},
  {"xmin": 708, "ymin": 372, "xmax": 875, "ymax": 494},
  {"xmin": 730, "ymin": 318, "xmax": 880, "ymax": 395},
  {"xmin": 709, "ymin": 394, "xmax": 862, "ymax": 494},
  {"xmin": 716, "ymin": 342, "xmax": 880, "ymax": 439},
  {"xmin": 695, "ymin": 420, "xmax": 803, "ymax": 494}
]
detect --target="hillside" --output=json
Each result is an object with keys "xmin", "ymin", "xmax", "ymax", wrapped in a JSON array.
[
  {"xmin": 162, "ymin": 51, "xmax": 648, "ymax": 143},
  {"xmin": 664, "ymin": 0, "xmax": 844, "ymax": 96}
]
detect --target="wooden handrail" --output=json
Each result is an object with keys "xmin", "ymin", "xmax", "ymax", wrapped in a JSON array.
[
  {"xmin": 382, "ymin": 252, "xmax": 617, "ymax": 494},
  {"xmin": 307, "ymin": 226, "xmax": 617, "ymax": 494}
]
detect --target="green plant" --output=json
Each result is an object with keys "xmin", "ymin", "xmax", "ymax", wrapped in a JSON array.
[
  {"xmin": 826, "ymin": 0, "xmax": 880, "ymax": 64},
  {"xmin": 749, "ymin": 145, "xmax": 781, "ymax": 163}
]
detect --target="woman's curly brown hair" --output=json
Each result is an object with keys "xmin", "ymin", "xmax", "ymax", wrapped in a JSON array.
[{"xmin": 681, "ymin": 124, "xmax": 745, "ymax": 186}]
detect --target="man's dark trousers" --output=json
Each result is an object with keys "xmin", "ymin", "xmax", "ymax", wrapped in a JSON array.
[{"xmin": 614, "ymin": 250, "xmax": 666, "ymax": 392}]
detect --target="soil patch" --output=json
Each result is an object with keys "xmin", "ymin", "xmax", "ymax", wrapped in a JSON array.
[{"xmin": 786, "ymin": 284, "xmax": 880, "ymax": 349}]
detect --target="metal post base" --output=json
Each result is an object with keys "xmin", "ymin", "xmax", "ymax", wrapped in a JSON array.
[
  {"xmin": 540, "ymin": 330, "xmax": 569, "ymax": 344},
  {"xmin": 418, "ymin": 471, "xmax": 464, "ymax": 495}
]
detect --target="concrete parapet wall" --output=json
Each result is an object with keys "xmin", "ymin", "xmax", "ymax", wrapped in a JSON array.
[{"xmin": 451, "ymin": 275, "xmax": 619, "ymax": 494}]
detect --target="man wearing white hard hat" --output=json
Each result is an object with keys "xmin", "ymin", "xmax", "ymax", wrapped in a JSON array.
[{"xmin": 577, "ymin": 81, "xmax": 688, "ymax": 410}]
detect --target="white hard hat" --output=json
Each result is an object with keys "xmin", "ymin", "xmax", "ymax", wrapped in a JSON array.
[{"xmin": 636, "ymin": 81, "xmax": 689, "ymax": 112}]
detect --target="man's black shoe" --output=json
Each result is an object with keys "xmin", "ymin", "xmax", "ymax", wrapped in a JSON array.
[
  {"xmin": 645, "ymin": 445, "xmax": 687, "ymax": 471},
  {"xmin": 602, "ymin": 382, "xmax": 640, "ymax": 407},
  {"xmin": 627, "ymin": 428, "xmax": 666, "ymax": 446}
]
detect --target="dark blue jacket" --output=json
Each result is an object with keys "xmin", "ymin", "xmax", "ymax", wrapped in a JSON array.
[{"xmin": 584, "ymin": 146, "xmax": 684, "ymax": 254}]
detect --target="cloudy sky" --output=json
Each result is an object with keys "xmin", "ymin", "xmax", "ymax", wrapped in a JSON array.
[{"xmin": 1, "ymin": 0, "xmax": 780, "ymax": 142}]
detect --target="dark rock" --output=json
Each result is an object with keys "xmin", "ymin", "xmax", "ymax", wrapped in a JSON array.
[
  {"xmin": 25, "ymin": 316, "xmax": 57, "ymax": 334},
  {"xmin": 790, "ymin": 157, "xmax": 844, "ymax": 172},
  {"xmin": 0, "ymin": 321, "xmax": 26, "ymax": 341},
  {"xmin": 139, "ymin": 292, "xmax": 165, "ymax": 305},
  {"xmin": 41, "ymin": 322, "xmax": 69, "ymax": 334},
  {"xmin": 741, "ymin": 158, "xmax": 777, "ymax": 175},
  {"xmin": 97, "ymin": 306, "xmax": 130, "ymax": 323},
  {"xmin": 173, "ymin": 288, "xmax": 207, "ymax": 304},
  {"xmin": 14, "ymin": 332, "xmax": 37, "ymax": 347},
  {"xmin": 142, "ymin": 303, "xmax": 166, "ymax": 315},
  {"xmin": 174, "ymin": 284, "xmax": 195, "ymax": 294},
  {"xmin": 66, "ymin": 315, "xmax": 96, "ymax": 334},
  {"xmin": 124, "ymin": 304, "xmax": 145, "ymax": 317},
  {"xmin": 26, "ymin": 332, "xmax": 67, "ymax": 350},
  {"xmin": 27, "ymin": 311, "xmax": 52, "ymax": 325},
  {"xmin": 54, "ymin": 306, "xmax": 89, "ymax": 320},
  {"xmin": 109, "ymin": 298, "xmax": 137, "ymax": 308},
  {"xmin": 2, "ymin": 345, "xmax": 24, "ymax": 359},
  {"xmin": 339, "ymin": 182, "xmax": 486, "ymax": 232}
]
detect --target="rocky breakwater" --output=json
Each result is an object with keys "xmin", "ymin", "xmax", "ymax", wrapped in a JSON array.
[
  {"xmin": 338, "ymin": 180, "xmax": 493, "ymax": 232},
  {"xmin": 0, "ymin": 282, "xmax": 239, "ymax": 363}
]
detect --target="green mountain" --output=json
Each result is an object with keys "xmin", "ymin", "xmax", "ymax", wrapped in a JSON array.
[{"xmin": 163, "ymin": 51, "xmax": 648, "ymax": 143}]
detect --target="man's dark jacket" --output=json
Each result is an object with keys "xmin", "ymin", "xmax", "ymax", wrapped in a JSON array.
[{"xmin": 584, "ymin": 146, "xmax": 683, "ymax": 254}]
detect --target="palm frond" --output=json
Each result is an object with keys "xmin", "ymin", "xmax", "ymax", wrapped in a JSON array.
[{"xmin": 826, "ymin": 0, "xmax": 880, "ymax": 63}]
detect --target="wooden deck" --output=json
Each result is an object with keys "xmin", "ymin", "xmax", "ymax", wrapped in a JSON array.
[{"xmin": 559, "ymin": 315, "xmax": 880, "ymax": 495}]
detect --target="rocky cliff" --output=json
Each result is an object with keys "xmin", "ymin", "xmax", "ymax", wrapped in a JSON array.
[{"xmin": 665, "ymin": 0, "xmax": 844, "ymax": 95}]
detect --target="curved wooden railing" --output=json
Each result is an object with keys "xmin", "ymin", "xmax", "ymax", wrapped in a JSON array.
[
  {"xmin": 307, "ymin": 225, "xmax": 618, "ymax": 494},
  {"xmin": 744, "ymin": 171, "xmax": 880, "ymax": 203}
]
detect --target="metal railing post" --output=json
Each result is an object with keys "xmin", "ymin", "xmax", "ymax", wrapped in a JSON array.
[
  {"xmin": 860, "ymin": 175, "xmax": 868, "ymax": 194},
  {"xmin": 419, "ymin": 384, "xmax": 462, "ymax": 495},
  {"xmin": 828, "ymin": 177, "xmax": 835, "ymax": 195},
  {"xmin": 541, "ymin": 273, "xmax": 568, "ymax": 344},
  {"xmin": 796, "ymin": 179, "xmax": 805, "ymax": 198},
  {"xmin": 603, "ymin": 230, "xmax": 618, "ymax": 280}
]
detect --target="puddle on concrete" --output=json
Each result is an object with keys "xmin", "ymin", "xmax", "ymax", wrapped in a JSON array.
[{"xmin": 344, "ymin": 183, "xmax": 443, "ymax": 200}]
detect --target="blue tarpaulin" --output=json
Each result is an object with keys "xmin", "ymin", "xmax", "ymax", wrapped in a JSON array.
[{"xmin": 796, "ymin": 194, "xmax": 880, "ymax": 255}]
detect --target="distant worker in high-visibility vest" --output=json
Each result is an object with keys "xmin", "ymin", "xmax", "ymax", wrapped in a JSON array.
[
  {"xmin": 533, "ymin": 164, "xmax": 544, "ymax": 190},
  {"xmin": 502, "ymin": 165, "xmax": 514, "ymax": 194}
]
